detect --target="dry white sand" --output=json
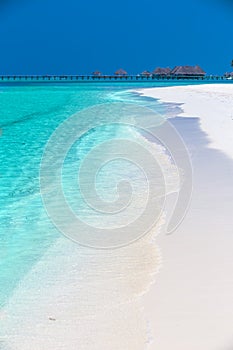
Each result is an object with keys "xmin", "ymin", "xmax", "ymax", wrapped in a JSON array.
[
  {"xmin": 139, "ymin": 84, "xmax": 233, "ymax": 160},
  {"xmin": 138, "ymin": 84, "xmax": 233, "ymax": 350}
]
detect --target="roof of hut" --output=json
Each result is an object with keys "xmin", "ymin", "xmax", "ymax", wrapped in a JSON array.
[
  {"xmin": 141, "ymin": 70, "xmax": 151, "ymax": 76},
  {"xmin": 171, "ymin": 65, "xmax": 206, "ymax": 75},
  {"xmin": 153, "ymin": 67, "xmax": 171, "ymax": 75},
  {"xmin": 93, "ymin": 71, "xmax": 102, "ymax": 75},
  {"xmin": 115, "ymin": 68, "xmax": 128, "ymax": 75}
]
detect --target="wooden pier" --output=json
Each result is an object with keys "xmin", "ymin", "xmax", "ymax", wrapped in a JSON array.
[{"xmin": 0, "ymin": 74, "xmax": 229, "ymax": 83}]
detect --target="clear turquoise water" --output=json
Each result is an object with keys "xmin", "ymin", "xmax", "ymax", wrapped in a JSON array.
[
  {"xmin": 0, "ymin": 83, "xmax": 161, "ymax": 308},
  {"xmin": 0, "ymin": 80, "xmax": 216, "ymax": 308}
]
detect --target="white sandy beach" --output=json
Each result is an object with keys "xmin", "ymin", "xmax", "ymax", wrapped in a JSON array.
[
  {"xmin": 138, "ymin": 84, "xmax": 233, "ymax": 350},
  {"xmin": 140, "ymin": 84, "xmax": 233, "ymax": 160}
]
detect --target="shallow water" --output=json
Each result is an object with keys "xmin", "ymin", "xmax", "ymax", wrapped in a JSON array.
[
  {"xmin": 0, "ymin": 82, "xmax": 180, "ymax": 349},
  {"xmin": 0, "ymin": 83, "xmax": 168, "ymax": 304}
]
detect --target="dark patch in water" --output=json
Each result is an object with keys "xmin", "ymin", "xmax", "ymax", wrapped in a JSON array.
[{"xmin": 0, "ymin": 104, "xmax": 64, "ymax": 129}]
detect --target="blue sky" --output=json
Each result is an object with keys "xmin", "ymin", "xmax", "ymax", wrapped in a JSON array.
[{"xmin": 0, "ymin": 0, "xmax": 232, "ymax": 75}]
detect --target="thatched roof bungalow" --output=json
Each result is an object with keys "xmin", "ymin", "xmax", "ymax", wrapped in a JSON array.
[
  {"xmin": 115, "ymin": 69, "xmax": 128, "ymax": 76},
  {"xmin": 171, "ymin": 65, "xmax": 206, "ymax": 76},
  {"xmin": 153, "ymin": 67, "xmax": 171, "ymax": 76},
  {"xmin": 224, "ymin": 72, "xmax": 233, "ymax": 78},
  {"xmin": 140, "ymin": 70, "xmax": 151, "ymax": 77},
  {"xmin": 92, "ymin": 71, "xmax": 102, "ymax": 76}
]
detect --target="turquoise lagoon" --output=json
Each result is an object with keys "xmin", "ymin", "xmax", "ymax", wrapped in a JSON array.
[
  {"xmin": 0, "ymin": 82, "xmax": 158, "ymax": 308},
  {"xmin": 0, "ymin": 80, "xmax": 207, "ymax": 309}
]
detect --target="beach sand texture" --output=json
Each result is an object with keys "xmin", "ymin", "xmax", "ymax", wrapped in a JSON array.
[{"xmin": 138, "ymin": 84, "xmax": 233, "ymax": 350}]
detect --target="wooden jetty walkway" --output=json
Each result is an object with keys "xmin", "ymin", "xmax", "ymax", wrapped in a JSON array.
[{"xmin": 0, "ymin": 75, "xmax": 229, "ymax": 82}]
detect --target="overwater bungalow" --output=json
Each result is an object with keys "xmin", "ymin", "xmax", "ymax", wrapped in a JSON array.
[
  {"xmin": 92, "ymin": 71, "xmax": 102, "ymax": 76},
  {"xmin": 153, "ymin": 67, "xmax": 171, "ymax": 77},
  {"xmin": 170, "ymin": 65, "xmax": 206, "ymax": 77},
  {"xmin": 114, "ymin": 69, "xmax": 128, "ymax": 76},
  {"xmin": 140, "ymin": 70, "xmax": 151, "ymax": 77},
  {"xmin": 224, "ymin": 72, "xmax": 233, "ymax": 79}
]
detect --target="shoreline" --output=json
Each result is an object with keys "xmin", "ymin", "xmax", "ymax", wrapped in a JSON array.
[
  {"xmin": 2, "ymin": 83, "xmax": 233, "ymax": 350},
  {"xmin": 137, "ymin": 84, "xmax": 233, "ymax": 349},
  {"xmin": 137, "ymin": 84, "xmax": 233, "ymax": 160},
  {"xmin": 1, "ymin": 120, "xmax": 174, "ymax": 350}
]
